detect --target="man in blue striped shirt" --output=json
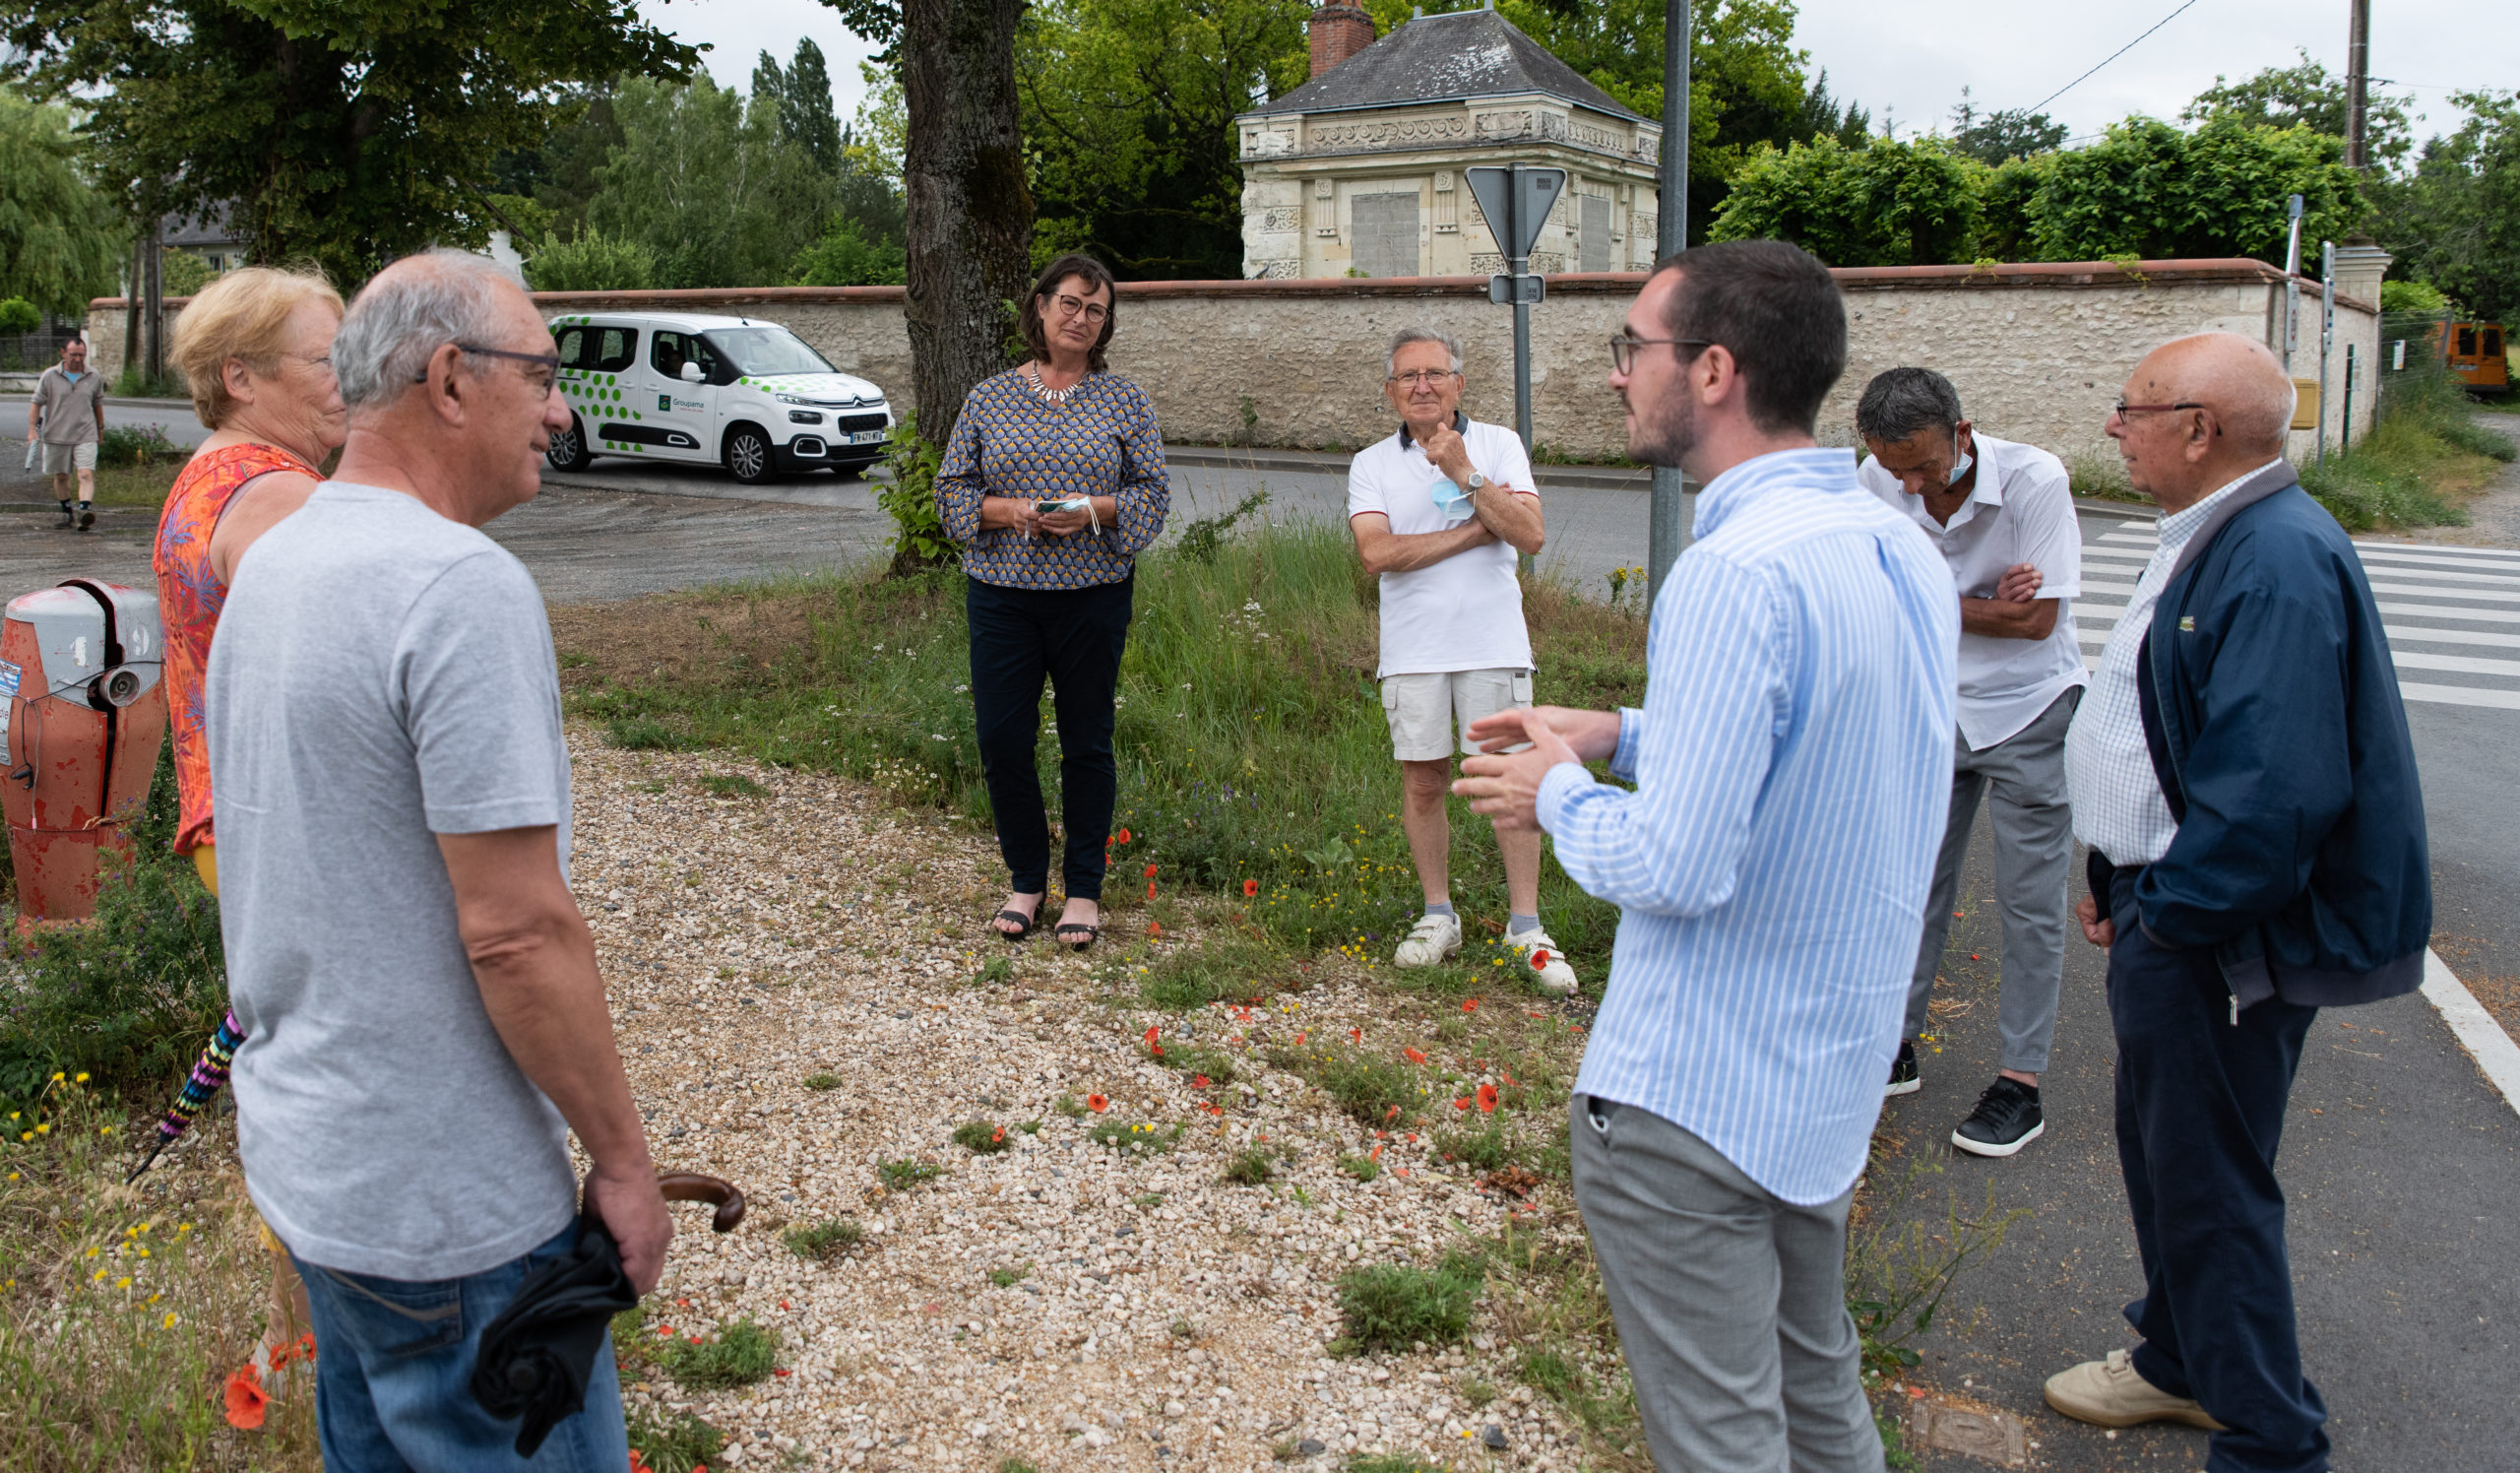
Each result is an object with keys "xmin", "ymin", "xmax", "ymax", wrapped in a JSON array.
[{"xmin": 1459, "ymin": 240, "xmax": 1956, "ymax": 1472}]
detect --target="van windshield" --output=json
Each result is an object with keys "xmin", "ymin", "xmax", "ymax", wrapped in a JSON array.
[{"xmin": 704, "ymin": 327, "xmax": 836, "ymax": 377}]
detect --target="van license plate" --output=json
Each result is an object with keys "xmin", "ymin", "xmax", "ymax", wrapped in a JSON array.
[{"xmin": 848, "ymin": 429, "xmax": 889, "ymax": 445}]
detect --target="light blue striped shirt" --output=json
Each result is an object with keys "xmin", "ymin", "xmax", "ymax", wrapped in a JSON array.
[{"xmin": 1540, "ymin": 447, "xmax": 1958, "ymax": 1206}]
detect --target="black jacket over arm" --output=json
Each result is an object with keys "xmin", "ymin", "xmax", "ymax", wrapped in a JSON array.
[{"xmin": 2124, "ymin": 462, "xmax": 2431, "ymax": 1009}]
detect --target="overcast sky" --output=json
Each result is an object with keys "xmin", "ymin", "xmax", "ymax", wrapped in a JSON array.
[{"xmin": 655, "ymin": 0, "xmax": 2518, "ymax": 149}]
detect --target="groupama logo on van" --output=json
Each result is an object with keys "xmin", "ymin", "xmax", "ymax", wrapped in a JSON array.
[{"xmin": 542, "ymin": 312, "xmax": 895, "ymax": 485}]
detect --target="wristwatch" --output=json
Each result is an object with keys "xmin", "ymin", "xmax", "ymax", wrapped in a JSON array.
[{"xmin": 1463, "ymin": 471, "xmax": 1487, "ymax": 495}]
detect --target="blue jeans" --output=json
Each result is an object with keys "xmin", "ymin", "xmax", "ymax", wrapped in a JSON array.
[{"xmin": 291, "ymin": 1223, "xmax": 630, "ymax": 1472}]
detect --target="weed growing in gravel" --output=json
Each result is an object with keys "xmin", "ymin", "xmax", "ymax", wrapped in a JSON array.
[
  {"xmin": 1143, "ymin": 1033, "xmax": 1239, "ymax": 1088},
  {"xmin": 987, "ymin": 1263, "xmax": 1032, "ymax": 1288},
  {"xmin": 1017, "ymin": 1119, "xmax": 1043, "ymax": 1134},
  {"xmin": 1345, "ymin": 1451, "xmax": 1451, "ymax": 1472},
  {"xmin": 606, "ymin": 715, "xmax": 695, "ymax": 750},
  {"xmin": 1054, "ymin": 1094, "xmax": 1086, "ymax": 1119},
  {"xmin": 1222, "ymin": 1146, "xmax": 1277, "ymax": 1185},
  {"xmin": 1332, "ymin": 1249, "xmax": 1483, "ymax": 1355},
  {"xmin": 1433, "ymin": 1119, "xmax": 1519, "ymax": 1172},
  {"xmin": 626, "ymin": 1406, "xmax": 725, "ymax": 1473},
  {"xmin": 783, "ymin": 1218, "xmax": 864, "ymax": 1261},
  {"xmin": 803, "ymin": 1071, "xmax": 842, "ymax": 1090},
  {"xmin": 996, "ymin": 1457, "xmax": 1041, "ymax": 1473},
  {"xmin": 1134, "ymin": 930, "xmax": 1291, "ymax": 1010},
  {"xmin": 699, "ymin": 772, "xmax": 768, "ymax": 799},
  {"xmin": 952, "ymin": 1120, "xmax": 1011, "ymax": 1154},
  {"xmin": 662, "ymin": 1317, "xmax": 779, "ymax": 1388},
  {"xmin": 1086, "ymin": 1120, "xmax": 1184, "ymax": 1157},
  {"xmin": 1338, "ymin": 1153, "xmax": 1383, "ymax": 1182},
  {"xmin": 877, "ymin": 1158, "xmax": 943, "ymax": 1191},
  {"xmin": 1265, "ymin": 1043, "xmax": 1423, "ymax": 1127},
  {"xmin": 973, "ymin": 956, "xmax": 1014, "ymax": 987}
]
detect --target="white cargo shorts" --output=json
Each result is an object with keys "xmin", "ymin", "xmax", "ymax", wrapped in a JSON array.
[
  {"xmin": 1380, "ymin": 667, "xmax": 1534, "ymax": 762},
  {"xmin": 38, "ymin": 440, "xmax": 97, "ymax": 475}
]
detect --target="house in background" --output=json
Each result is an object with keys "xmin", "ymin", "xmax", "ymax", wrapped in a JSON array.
[
  {"xmin": 1236, "ymin": 1, "xmax": 1663, "ymax": 280},
  {"xmin": 164, "ymin": 204, "xmax": 246, "ymax": 277}
]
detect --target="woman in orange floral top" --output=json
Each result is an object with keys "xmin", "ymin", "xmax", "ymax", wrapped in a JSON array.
[
  {"xmin": 155, "ymin": 264, "xmax": 344, "ymax": 1377},
  {"xmin": 158, "ymin": 266, "xmax": 346, "ymax": 889}
]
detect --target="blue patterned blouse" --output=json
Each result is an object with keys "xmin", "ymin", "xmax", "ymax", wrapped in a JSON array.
[{"xmin": 936, "ymin": 368, "xmax": 1170, "ymax": 590}]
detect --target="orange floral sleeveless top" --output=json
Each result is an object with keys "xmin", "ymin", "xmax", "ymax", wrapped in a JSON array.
[{"xmin": 153, "ymin": 443, "xmax": 321, "ymax": 855}]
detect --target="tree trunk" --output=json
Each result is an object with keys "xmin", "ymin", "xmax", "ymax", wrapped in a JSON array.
[
  {"xmin": 143, "ymin": 210, "xmax": 164, "ymax": 385},
  {"xmin": 901, "ymin": 0, "xmax": 1034, "ymax": 447}
]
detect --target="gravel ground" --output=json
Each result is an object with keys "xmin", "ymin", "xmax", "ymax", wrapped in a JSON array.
[{"xmin": 570, "ymin": 731, "xmax": 1602, "ymax": 1473}]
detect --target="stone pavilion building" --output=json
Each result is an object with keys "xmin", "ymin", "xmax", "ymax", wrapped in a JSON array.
[{"xmin": 1236, "ymin": 1, "xmax": 1664, "ymax": 280}]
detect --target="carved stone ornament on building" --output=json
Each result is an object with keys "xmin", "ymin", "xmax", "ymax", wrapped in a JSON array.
[
  {"xmin": 1305, "ymin": 114, "xmax": 1470, "ymax": 153},
  {"xmin": 1264, "ymin": 208, "xmax": 1303, "ymax": 231}
]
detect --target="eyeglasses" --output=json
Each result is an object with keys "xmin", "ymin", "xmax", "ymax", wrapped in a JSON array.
[
  {"xmin": 1386, "ymin": 369, "xmax": 1459, "ymax": 388},
  {"xmin": 1609, "ymin": 332, "xmax": 1713, "ymax": 374},
  {"xmin": 1049, "ymin": 293, "xmax": 1109, "ymax": 325},
  {"xmin": 2110, "ymin": 401, "xmax": 2205, "ymax": 420},
  {"xmin": 413, "ymin": 343, "xmax": 561, "ymax": 397}
]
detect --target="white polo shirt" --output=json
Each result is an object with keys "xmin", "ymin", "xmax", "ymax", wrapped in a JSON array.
[
  {"xmin": 1858, "ymin": 432, "xmax": 2087, "ymax": 750},
  {"xmin": 1346, "ymin": 416, "xmax": 1540, "ymax": 678}
]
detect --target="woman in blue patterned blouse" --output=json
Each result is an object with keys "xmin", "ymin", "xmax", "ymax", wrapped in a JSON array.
[{"xmin": 937, "ymin": 254, "xmax": 1170, "ymax": 949}]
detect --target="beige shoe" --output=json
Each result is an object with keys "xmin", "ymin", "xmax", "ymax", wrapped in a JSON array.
[
  {"xmin": 1393, "ymin": 913, "xmax": 1462, "ymax": 968},
  {"xmin": 2043, "ymin": 1349, "xmax": 2226, "ymax": 1431}
]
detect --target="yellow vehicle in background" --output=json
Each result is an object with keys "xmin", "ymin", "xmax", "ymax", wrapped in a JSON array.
[{"xmin": 2447, "ymin": 320, "xmax": 2509, "ymax": 395}]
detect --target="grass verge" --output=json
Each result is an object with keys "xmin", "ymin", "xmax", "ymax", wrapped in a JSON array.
[
  {"xmin": 2301, "ymin": 364, "xmax": 2513, "ymax": 530},
  {"xmin": 661, "ymin": 1317, "xmax": 779, "ymax": 1389}
]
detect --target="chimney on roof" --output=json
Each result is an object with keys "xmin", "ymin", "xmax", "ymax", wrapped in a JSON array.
[{"xmin": 1308, "ymin": 3, "xmax": 1377, "ymax": 80}]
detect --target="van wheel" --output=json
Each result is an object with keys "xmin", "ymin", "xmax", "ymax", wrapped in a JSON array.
[
  {"xmin": 546, "ymin": 415, "xmax": 595, "ymax": 472},
  {"xmin": 724, "ymin": 424, "xmax": 774, "ymax": 484}
]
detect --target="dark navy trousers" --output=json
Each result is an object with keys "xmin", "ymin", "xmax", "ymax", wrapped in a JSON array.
[
  {"xmin": 2107, "ymin": 868, "xmax": 2328, "ymax": 1473},
  {"xmin": 966, "ymin": 573, "xmax": 1132, "ymax": 901}
]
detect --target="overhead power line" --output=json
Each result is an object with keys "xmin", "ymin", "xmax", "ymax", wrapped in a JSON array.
[{"xmin": 2025, "ymin": 0, "xmax": 2204, "ymax": 116}]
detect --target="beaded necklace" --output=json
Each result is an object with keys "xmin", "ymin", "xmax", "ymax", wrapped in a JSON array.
[{"xmin": 1024, "ymin": 363, "xmax": 1087, "ymax": 406}]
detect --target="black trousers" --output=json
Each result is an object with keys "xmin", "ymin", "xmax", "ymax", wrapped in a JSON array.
[
  {"xmin": 965, "ymin": 574, "xmax": 1132, "ymax": 900},
  {"xmin": 2107, "ymin": 867, "xmax": 2328, "ymax": 1473}
]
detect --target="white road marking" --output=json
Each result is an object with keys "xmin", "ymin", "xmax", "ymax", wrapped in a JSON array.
[{"xmin": 2422, "ymin": 950, "xmax": 2520, "ymax": 1121}]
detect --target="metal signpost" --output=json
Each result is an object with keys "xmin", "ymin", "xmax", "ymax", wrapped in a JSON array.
[
  {"xmin": 1465, "ymin": 163, "xmax": 1567, "ymax": 457},
  {"xmin": 1648, "ymin": 0, "xmax": 1691, "ymax": 607},
  {"xmin": 2318, "ymin": 238, "xmax": 2336, "ymax": 468},
  {"xmin": 2281, "ymin": 194, "xmax": 2304, "ymax": 375}
]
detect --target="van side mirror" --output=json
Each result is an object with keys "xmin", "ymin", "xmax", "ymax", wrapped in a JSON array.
[{"xmin": 679, "ymin": 361, "xmax": 704, "ymax": 384}]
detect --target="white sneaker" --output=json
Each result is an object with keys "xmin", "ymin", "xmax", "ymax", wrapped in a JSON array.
[
  {"xmin": 1506, "ymin": 928, "xmax": 1579, "ymax": 994},
  {"xmin": 1393, "ymin": 913, "xmax": 1462, "ymax": 968}
]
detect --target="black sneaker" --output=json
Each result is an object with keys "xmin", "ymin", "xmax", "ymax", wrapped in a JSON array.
[
  {"xmin": 1884, "ymin": 1039, "xmax": 1921, "ymax": 1097},
  {"xmin": 77, "ymin": 508, "xmax": 94, "ymax": 531},
  {"xmin": 1952, "ymin": 1077, "xmax": 2044, "ymax": 1157}
]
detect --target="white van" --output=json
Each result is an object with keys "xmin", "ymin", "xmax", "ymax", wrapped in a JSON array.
[{"xmin": 542, "ymin": 311, "xmax": 895, "ymax": 483}]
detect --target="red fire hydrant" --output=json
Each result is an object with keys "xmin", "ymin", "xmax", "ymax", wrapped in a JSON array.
[{"xmin": 0, "ymin": 579, "xmax": 167, "ymax": 929}]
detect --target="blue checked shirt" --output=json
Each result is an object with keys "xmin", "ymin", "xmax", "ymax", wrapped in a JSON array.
[{"xmin": 1539, "ymin": 448, "xmax": 1958, "ymax": 1206}]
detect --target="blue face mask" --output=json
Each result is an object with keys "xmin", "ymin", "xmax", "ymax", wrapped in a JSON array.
[
  {"xmin": 1430, "ymin": 476, "xmax": 1474, "ymax": 518},
  {"xmin": 1945, "ymin": 449, "xmax": 1972, "ymax": 486}
]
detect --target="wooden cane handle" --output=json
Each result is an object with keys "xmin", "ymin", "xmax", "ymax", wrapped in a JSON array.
[{"xmin": 658, "ymin": 1172, "xmax": 746, "ymax": 1233}]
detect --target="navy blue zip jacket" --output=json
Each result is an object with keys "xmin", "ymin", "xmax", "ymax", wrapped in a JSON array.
[{"xmin": 2116, "ymin": 459, "xmax": 2430, "ymax": 1009}]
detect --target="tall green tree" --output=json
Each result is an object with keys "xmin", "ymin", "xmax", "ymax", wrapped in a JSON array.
[
  {"xmin": 2026, "ymin": 116, "xmax": 2362, "ymax": 263},
  {"xmin": 0, "ymin": 0, "xmax": 696, "ymax": 284},
  {"xmin": 585, "ymin": 73, "xmax": 837, "ymax": 289},
  {"xmin": 1946, "ymin": 88, "xmax": 2065, "ymax": 165},
  {"xmin": 2382, "ymin": 92, "xmax": 2520, "ymax": 321},
  {"xmin": 755, "ymin": 37, "xmax": 848, "ymax": 175},
  {"xmin": 0, "ymin": 89, "xmax": 126, "ymax": 317},
  {"xmin": 1020, "ymin": 0, "xmax": 1310, "ymax": 279},
  {"xmin": 1708, "ymin": 136, "xmax": 1984, "ymax": 266},
  {"xmin": 2182, "ymin": 48, "xmax": 2413, "ymax": 172}
]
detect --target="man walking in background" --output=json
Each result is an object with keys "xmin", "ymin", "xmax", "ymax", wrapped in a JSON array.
[
  {"xmin": 1346, "ymin": 327, "xmax": 1570, "ymax": 992},
  {"xmin": 1453, "ymin": 240, "xmax": 1953, "ymax": 1471},
  {"xmin": 1857, "ymin": 366, "xmax": 2087, "ymax": 1157},
  {"xmin": 211, "ymin": 249, "xmax": 669, "ymax": 1465},
  {"xmin": 27, "ymin": 336, "xmax": 106, "ymax": 530},
  {"xmin": 2045, "ymin": 332, "xmax": 2428, "ymax": 1473}
]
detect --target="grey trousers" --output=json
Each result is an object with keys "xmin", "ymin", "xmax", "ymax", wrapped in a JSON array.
[
  {"xmin": 1570, "ymin": 1096, "xmax": 1883, "ymax": 1473},
  {"xmin": 1902, "ymin": 686, "xmax": 2080, "ymax": 1073}
]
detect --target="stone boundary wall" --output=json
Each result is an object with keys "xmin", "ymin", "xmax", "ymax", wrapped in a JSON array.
[{"xmin": 91, "ymin": 260, "xmax": 2376, "ymax": 465}]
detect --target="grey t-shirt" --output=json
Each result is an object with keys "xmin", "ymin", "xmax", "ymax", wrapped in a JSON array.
[
  {"xmin": 32, "ymin": 365, "xmax": 104, "ymax": 444},
  {"xmin": 209, "ymin": 480, "xmax": 577, "ymax": 1281}
]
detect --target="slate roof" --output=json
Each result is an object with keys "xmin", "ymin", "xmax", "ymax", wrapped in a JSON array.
[{"xmin": 1242, "ymin": 7, "xmax": 1643, "ymax": 123}]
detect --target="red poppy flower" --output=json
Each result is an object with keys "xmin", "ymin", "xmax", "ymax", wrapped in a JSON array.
[
  {"xmin": 1293, "ymin": 1031, "xmax": 1307, "ymax": 1046},
  {"xmin": 781, "ymin": 1301, "xmax": 791, "ymax": 1311},
  {"xmin": 1350, "ymin": 1028, "xmax": 1361, "ymax": 1045},
  {"xmin": 1147, "ymin": 921, "xmax": 1163, "ymax": 937},
  {"xmin": 631, "ymin": 1450, "xmax": 658, "ymax": 1473},
  {"xmin": 1119, "ymin": 829, "xmax": 1132, "ymax": 844},
  {"xmin": 1463, "ymin": 998, "xmax": 1480, "ymax": 1012},
  {"xmin": 1384, "ymin": 1105, "xmax": 1401, "ymax": 1121},
  {"xmin": 1405, "ymin": 1132, "xmax": 1418, "ymax": 1143},
  {"xmin": 991, "ymin": 1127, "xmax": 1005, "ymax": 1144},
  {"xmin": 223, "ymin": 1365, "xmax": 268, "ymax": 1430},
  {"xmin": 1243, "ymin": 879, "xmax": 1260, "ymax": 898},
  {"xmin": 1374, "ymin": 1129, "xmax": 1388, "ymax": 1139},
  {"xmin": 1145, "ymin": 1024, "xmax": 1161, "ymax": 1047},
  {"xmin": 1368, "ymin": 1144, "xmax": 1383, "ymax": 1161},
  {"xmin": 1193, "ymin": 1074, "xmax": 1211, "ymax": 1089},
  {"xmin": 1477, "ymin": 1083, "xmax": 1500, "ymax": 1113},
  {"xmin": 1454, "ymin": 1097, "xmax": 1474, "ymax": 1111},
  {"xmin": 1397, "ymin": 1167, "xmax": 1410, "ymax": 1178},
  {"xmin": 773, "ymin": 1368, "xmax": 792, "ymax": 1377},
  {"xmin": 1404, "ymin": 1048, "xmax": 1427, "ymax": 1064},
  {"xmin": 1529, "ymin": 949, "xmax": 1552, "ymax": 970},
  {"xmin": 1148, "ymin": 881, "xmax": 1158, "ymax": 901},
  {"xmin": 1145, "ymin": 864, "xmax": 1158, "ymax": 878},
  {"xmin": 1087, "ymin": 1093, "xmax": 1109, "ymax": 1113},
  {"xmin": 658, "ymin": 1324, "xmax": 676, "ymax": 1337}
]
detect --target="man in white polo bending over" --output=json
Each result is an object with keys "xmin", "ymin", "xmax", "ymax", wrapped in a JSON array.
[{"xmin": 1345, "ymin": 327, "xmax": 1572, "ymax": 991}]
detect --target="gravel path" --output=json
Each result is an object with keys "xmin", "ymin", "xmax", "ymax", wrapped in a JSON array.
[{"xmin": 570, "ymin": 732, "xmax": 1599, "ymax": 1473}]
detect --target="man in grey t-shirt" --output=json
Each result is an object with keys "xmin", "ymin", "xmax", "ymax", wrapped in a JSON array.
[
  {"xmin": 209, "ymin": 250, "xmax": 666, "ymax": 1467},
  {"xmin": 26, "ymin": 337, "xmax": 106, "ymax": 529}
]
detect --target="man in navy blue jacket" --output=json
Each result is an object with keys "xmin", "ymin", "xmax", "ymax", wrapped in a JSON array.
[{"xmin": 2046, "ymin": 332, "xmax": 2429, "ymax": 1473}]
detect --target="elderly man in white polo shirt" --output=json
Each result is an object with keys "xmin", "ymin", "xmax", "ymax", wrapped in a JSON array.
[
  {"xmin": 1346, "ymin": 327, "xmax": 1570, "ymax": 991},
  {"xmin": 1857, "ymin": 366, "xmax": 2088, "ymax": 1157}
]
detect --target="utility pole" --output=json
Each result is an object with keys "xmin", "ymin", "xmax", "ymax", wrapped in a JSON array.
[
  {"xmin": 2344, "ymin": 0, "xmax": 2371, "ymax": 169},
  {"xmin": 1645, "ymin": 0, "xmax": 1690, "ymax": 607}
]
